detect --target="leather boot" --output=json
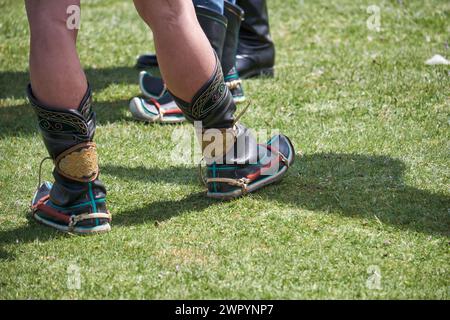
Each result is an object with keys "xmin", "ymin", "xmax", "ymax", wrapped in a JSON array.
[
  {"xmin": 28, "ymin": 85, "xmax": 111, "ymax": 234},
  {"xmin": 196, "ymin": 5, "xmax": 227, "ymax": 61},
  {"xmin": 170, "ymin": 54, "xmax": 294, "ymax": 199},
  {"xmin": 222, "ymin": 1, "xmax": 245, "ymax": 103},
  {"xmin": 236, "ymin": 0, "xmax": 275, "ymax": 79}
]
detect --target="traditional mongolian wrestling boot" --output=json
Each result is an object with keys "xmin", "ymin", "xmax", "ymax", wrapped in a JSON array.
[
  {"xmin": 222, "ymin": 1, "xmax": 245, "ymax": 103},
  {"xmin": 28, "ymin": 84, "xmax": 111, "ymax": 234},
  {"xmin": 129, "ymin": 82, "xmax": 186, "ymax": 123},
  {"xmin": 170, "ymin": 54, "xmax": 295, "ymax": 199},
  {"xmin": 236, "ymin": 0, "xmax": 275, "ymax": 79}
]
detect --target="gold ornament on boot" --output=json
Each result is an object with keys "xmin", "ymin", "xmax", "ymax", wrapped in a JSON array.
[{"xmin": 55, "ymin": 142, "xmax": 99, "ymax": 182}]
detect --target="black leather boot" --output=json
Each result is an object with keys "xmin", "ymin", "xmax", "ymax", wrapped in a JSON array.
[
  {"xmin": 236, "ymin": 0, "xmax": 275, "ymax": 79},
  {"xmin": 196, "ymin": 5, "xmax": 227, "ymax": 61},
  {"xmin": 222, "ymin": 1, "xmax": 245, "ymax": 103},
  {"xmin": 28, "ymin": 85, "xmax": 111, "ymax": 234},
  {"xmin": 170, "ymin": 54, "xmax": 294, "ymax": 199}
]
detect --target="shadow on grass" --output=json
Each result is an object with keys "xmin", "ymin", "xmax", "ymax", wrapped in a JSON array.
[
  {"xmin": 1, "ymin": 153, "xmax": 448, "ymax": 260},
  {"xmin": 113, "ymin": 192, "xmax": 216, "ymax": 227},
  {"xmin": 1, "ymin": 152, "xmax": 449, "ymax": 260},
  {"xmin": 103, "ymin": 154, "xmax": 450, "ymax": 238}
]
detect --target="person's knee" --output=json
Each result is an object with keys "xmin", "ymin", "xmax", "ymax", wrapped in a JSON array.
[{"xmin": 134, "ymin": 0, "xmax": 192, "ymax": 31}]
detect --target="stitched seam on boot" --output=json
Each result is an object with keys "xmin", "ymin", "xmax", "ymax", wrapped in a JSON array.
[{"xmin": 88, "ymin": 182, "xmax": 99, "ymax": 226}]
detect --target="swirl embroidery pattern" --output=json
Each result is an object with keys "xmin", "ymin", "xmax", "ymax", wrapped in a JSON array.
[
  {"xmin": 36, "ymin": 108, "xmax": 89, "ymax": 135},
  {"xmin": 191, "ymin": 59, "xmax": 227, "ymax": 120}
]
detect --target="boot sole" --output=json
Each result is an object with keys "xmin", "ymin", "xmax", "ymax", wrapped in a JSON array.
[
  {"xmin": 33, "ymin": 213, "xmax": 111, "ymax": 235},
  {"xmin": 206, "ymin": 165, "xmax": 289, "ymax": 200},
  {"xmin": 129, "ymin": 97, "xmax": 186, "ymax": 124}
]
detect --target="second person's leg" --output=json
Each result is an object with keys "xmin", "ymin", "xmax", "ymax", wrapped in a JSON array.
[
  {"xmin": 236, "ymin": 0, "xmax": 275, "ymax": 78},
  {"xmin": 133, "ymin": 0, "xmax": 294, "ymax": 199},
  {"xmin": 131, "ymin": 0, "xmax": 245, "ymax": 124}
]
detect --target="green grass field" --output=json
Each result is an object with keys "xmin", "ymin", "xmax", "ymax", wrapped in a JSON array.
[{"xmin": 0, "ymin": 0, "xmax": 449, "ymax": 299}]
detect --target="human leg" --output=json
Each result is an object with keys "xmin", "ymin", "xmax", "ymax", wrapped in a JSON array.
[
  {"xmin": 26, "ymin": 0, "xmax": 111, "ymax": 234},
  {"xmin": 133, "ymin": 0, "xmax": 294, "ymax": 198}
]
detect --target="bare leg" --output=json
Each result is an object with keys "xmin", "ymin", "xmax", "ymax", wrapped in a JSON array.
[
  {"xmin": 133, "ymin": 0, "xmax": 215, "ymax": 102},
  {"xmin": 26, "ymin": 0, "xmax": 87, "ymax": 109},
  {"xmin": 133, "ymin": 0, "xmax": 294, "ymax": 200},
  {"xmin": 26, "ymin": 0, "xmax": 110, "ymax": 234}
]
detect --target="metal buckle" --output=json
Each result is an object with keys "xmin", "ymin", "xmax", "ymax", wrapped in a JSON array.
[
  {"xmin": 237, "ymin": 178, "xmax": 250, "ymax": 194},
  {"xmin": 278, "ymin": 152, "xmax": 290, "ymax": 168},
  {"xmin": 68, "ymin": 215, "xmax": 76, "ymax": 231}
]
